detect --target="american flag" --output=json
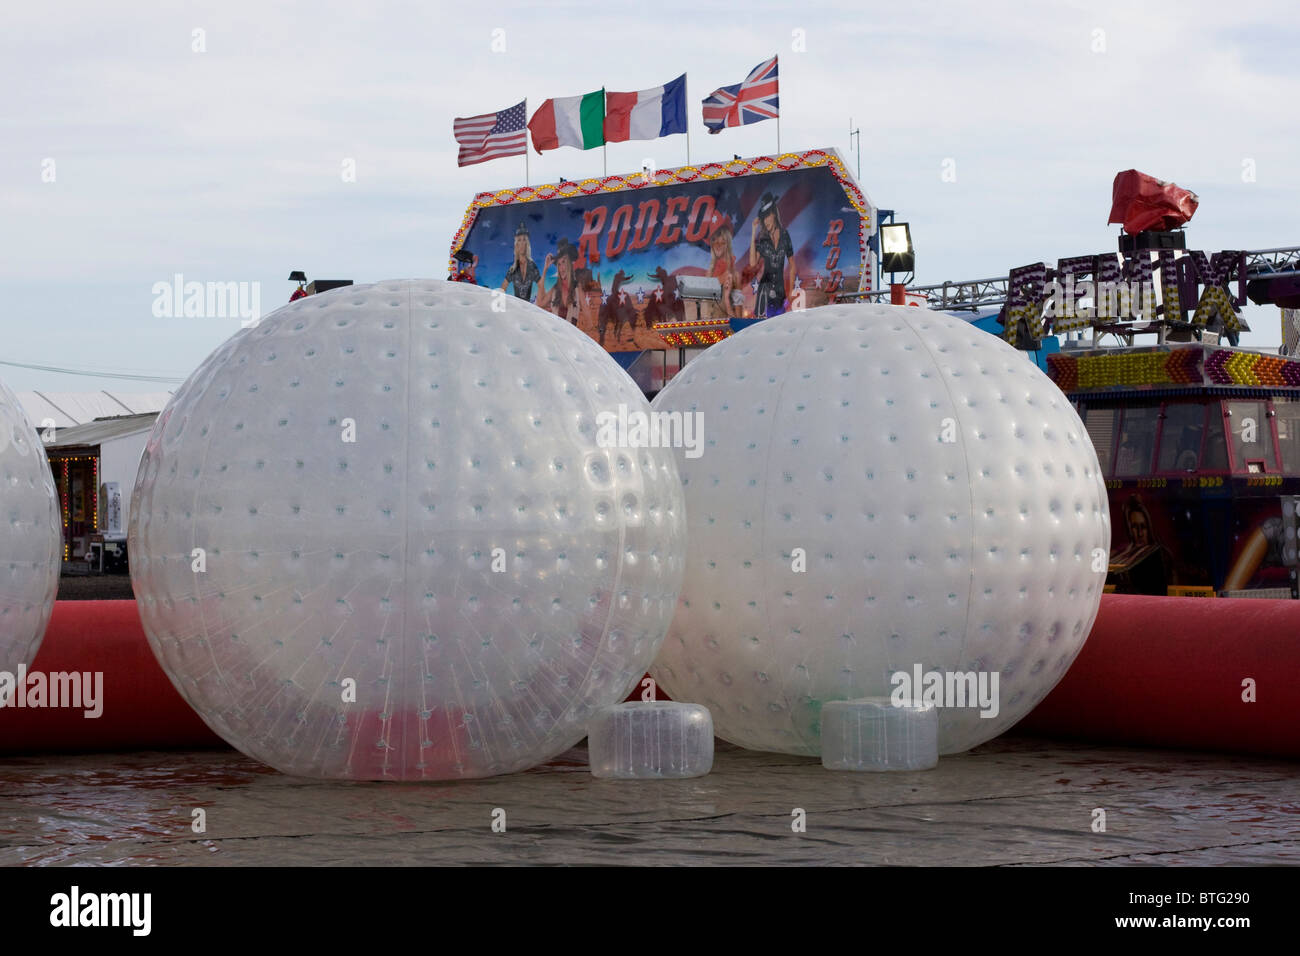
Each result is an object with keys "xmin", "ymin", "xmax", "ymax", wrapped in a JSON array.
[
  {"xmin": 702, "ymin": 56, "xmax": 779, "ymax": 134},
  {"xmin": 453, "ymin": 100, "xmax": 527, "ymax": 167}
]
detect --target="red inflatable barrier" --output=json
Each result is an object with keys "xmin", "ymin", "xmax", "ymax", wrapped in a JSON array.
[
  {"xmin": 1018, "ymin": 594, "xmax": 1300, "ymax": 758},
  {"xmin": 0, "ymin": 600, "xmax": 223, "ymax": 754},
  {"xmin": 4, "ymin": 595, "xmax": 1298, "ymax": 758}
]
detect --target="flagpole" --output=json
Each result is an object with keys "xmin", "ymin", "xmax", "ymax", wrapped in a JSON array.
[
  {"xmin": 524, "ymin": 99, "xmax": 530, "ymax": 186},
  {"xmin": 775, "ymin": 56, "xmax": 781, "ymax": 156},
  {"xmin": 602, "ymin": 88, "xmax": 608, "ymax": 178},
  {"xmin": 685, "ymin": 75, "xmax": 691, "ymax": 166}
]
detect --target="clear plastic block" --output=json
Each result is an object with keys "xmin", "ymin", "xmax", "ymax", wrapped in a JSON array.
[
  {"xmin": 820, "ymin": 697, "xmax": 939, "ymax": 771},
  {"xmin": 588, "ymin": 702, "xmax": 714, "ymax": 779}
]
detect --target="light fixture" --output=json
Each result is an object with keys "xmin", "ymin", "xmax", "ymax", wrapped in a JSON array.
[
  {"xmin": 880, "ymin": 222, "xmax": 915, "ymax": 274},
  {"xmin": 676, "ymin": 275, "xmax": 723, "ymax": 321}
]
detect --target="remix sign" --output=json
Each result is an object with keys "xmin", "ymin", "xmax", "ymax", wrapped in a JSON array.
[{"xmin": 1002, "ymin": 248, "xmax": 1248, "ymax": 346}]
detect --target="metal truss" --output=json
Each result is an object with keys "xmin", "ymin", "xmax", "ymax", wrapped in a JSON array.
[{"xmin": 839, "ymin": 246, "xmax": 1300, "ymax": 314}]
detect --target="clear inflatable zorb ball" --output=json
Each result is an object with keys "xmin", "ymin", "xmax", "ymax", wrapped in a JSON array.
[
  {"xmin": 0, "ymin": 378, "xmax": 61, "ymax": 705},
  {"xmin": 129, "ymin": 279, "xmax": 686, "ymax": 779},
  {"xmin": 649, "ymin": 304, "xmax": 1110, "ymax": 755}
]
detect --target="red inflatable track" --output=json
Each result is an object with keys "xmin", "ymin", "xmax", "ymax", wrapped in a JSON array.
[
  {"xmin": 3, "ymin": 596, "xmax": 1298, "ymax": 757},
  {"xmin": 0, "ymin": 600, "xmax": 222, "ymax": 753},
  {"xmin": 1019, "ymin": 594, "xmax": 1300, "ymax": 758}
]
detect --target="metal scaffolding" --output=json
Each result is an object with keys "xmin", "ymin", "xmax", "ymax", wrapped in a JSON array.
[{"xmin": 839, "ymin": 245, "xmax": 1300, "ymax": 313}]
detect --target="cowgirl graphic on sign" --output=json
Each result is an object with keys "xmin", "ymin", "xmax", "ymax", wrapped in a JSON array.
[{"xmin": 749, "ymin": 192, "xmax": 794, "ymax": 317}]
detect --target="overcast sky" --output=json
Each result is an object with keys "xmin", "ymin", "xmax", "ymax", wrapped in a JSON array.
[{"xmin": 3, "ymin": 0, "xmax": 1298, "ymax": 394}]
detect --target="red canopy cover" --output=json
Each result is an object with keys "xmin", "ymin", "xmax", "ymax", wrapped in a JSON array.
[{"xmin": 1108, "ymin": 169, "xmax": 1198, "ymax": 233}]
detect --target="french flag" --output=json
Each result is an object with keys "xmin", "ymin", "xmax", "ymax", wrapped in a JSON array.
[{"xmin": 603, "ymin": 74, "xmax": 688, "ymax": 144}]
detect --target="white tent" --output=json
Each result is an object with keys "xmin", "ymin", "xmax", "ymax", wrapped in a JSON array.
[{"xmin": 17, "ymin": 391, "xmax": 172, "ymax": 430}]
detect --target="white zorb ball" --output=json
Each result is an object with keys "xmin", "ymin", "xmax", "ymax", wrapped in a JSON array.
[
  {"xmin": 649, "ymin": 304, "xmax": 1110, "ymax": 754},
  {"xmin": 129, "ymin": 279, "xmax": 686, "ymax": 779},
  {"xmin": 0, "ymin": 378, "xmax": 61, "ymax": 703}
]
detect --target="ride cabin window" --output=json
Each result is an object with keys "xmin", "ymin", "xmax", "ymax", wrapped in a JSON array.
[
  {"xmin": 1201, "ymin": 404, "xmax": 1230, "ymax": 471},
  {"xmin": 1227, "ymin": 400, "xmax": 1277, "ymax": 473},
  {"xmin": 1082, "ymin": 407, "xmax": 1119, "ymax": 475},
  {"xmin": 1272, "ymin": 399, "xmax": 1300, "ymax": 473},
  {"xmin": 1114, "ymin": 406, "xmax": 1159, "ymax": 476},
  {"xmin": 1155, "ymin": 403, "xmax": 1206, "ymax": 473}
]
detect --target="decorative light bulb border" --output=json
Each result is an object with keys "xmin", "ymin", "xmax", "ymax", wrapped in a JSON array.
[{"xmin": 1048, "ymin": 345, "xmax": 1300, "ymax": 393}]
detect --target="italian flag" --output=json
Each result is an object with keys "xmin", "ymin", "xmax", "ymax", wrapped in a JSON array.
[{"xmin": 528, "ymin": 90, "xmax": 605, "ymax": 153}]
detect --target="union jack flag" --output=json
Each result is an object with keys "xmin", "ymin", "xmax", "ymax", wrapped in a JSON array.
[{"xmin": 702, "ymin": 56, "xmax": 779, "ymax": 134}]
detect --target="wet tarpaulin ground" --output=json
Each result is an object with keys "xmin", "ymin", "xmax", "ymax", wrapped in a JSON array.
[{"xmin": 1, "ymin": 736, "xmax": 1296, "ymax": 866}]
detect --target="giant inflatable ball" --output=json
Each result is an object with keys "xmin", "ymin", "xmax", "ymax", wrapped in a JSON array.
[
  {"xmin": 130, "ymin": 280, "xmax": 687, "ymax": 779},
  {"xmin": 649, "ymin": 304, "xmax": 1110, "ymax": 754}
]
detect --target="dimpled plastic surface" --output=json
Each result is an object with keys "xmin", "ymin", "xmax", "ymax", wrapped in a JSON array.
[
  {"xmin": 0, "ymin": 378, "xmax": 61, "ymax": 703},
  {"xmin": 820, "ymin": 698, "xmax": 938, "ymax": 772},
  {"xmin": 649, "ymin": 304, "xmax": 1110, "ymax": 755},
  {"xmin": 129, "ymin": 280, "xmax": 686, "ymax": 780},
  {"xmin": 587, "ymin": 701, "xmax": 714, "ymax": 779}
]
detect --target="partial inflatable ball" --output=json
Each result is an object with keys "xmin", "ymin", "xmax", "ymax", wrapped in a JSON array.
[{"xmin": 0, "ymin": 378, "xmax": 61, "ymax": 706}]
